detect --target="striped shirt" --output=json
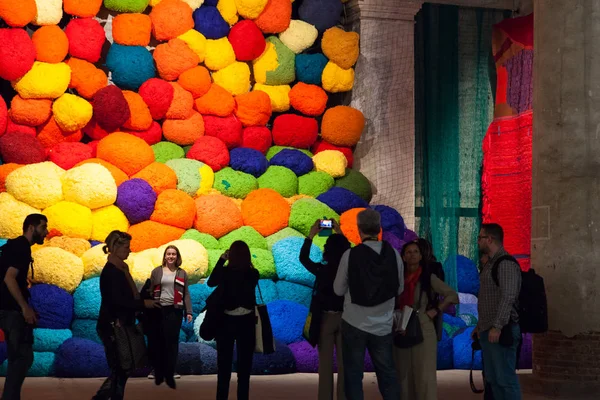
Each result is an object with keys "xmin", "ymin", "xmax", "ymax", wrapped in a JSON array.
[{"xmin": 477, "ymin": 247, "xmax": 521, "ymax": 332}]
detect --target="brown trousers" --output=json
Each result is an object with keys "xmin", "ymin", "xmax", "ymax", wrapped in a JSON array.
[{"xmin": 318, "ymin": 311, "xmax": 345, "ymax": 400}]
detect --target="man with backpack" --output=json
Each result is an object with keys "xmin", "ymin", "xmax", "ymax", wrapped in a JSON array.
[
  {"xmin": 334, "ymin": 209, "xmax": 403, "ymax": 400},
  {"xmin": 0, "ymin": 214, "xmax": 48, "ymax": 400},
  {"xmin": 473, "ymin": 223, "xmax": 522, "ymax": 400}
]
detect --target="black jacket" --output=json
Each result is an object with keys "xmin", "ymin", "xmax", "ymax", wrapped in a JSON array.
[
  {"xmin": 97, "ymin": 263, "xmax": 143, "ymax": 330},
  {"xmin": 207, "ymin": 259, "xmax": 259, "ymax": 311}
]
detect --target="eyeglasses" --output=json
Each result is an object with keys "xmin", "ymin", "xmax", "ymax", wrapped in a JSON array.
[{"xmin": 477, "ymin": 235, "xmax": 489, "ymax": 240}]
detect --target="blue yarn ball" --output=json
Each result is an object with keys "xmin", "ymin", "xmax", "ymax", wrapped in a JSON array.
[
  {"xmin": 453, "ymin": 327, "xmax": 481, "ymax": 370},
  {"xmin": 256, "ymin": 279, "xmax": 278, "ymax": 305},
  {"xmin": 295, "ymin": 53, "xmax": 328, "ymax": 85},
  {"xmin": 89, "ymin": 240, "xmax": 102, "ymax": 247},
  {"xmin": 188, "ymin": 281, "xmax": 215, "ymax": 314},
  {"xmin": 270, "ymin": 149, "xmax": 314, "ymax": 176},
  {"xmin": 457, "ymin": 292, "xmax": 479, "ymax": 321},
  {"xmin": 71, "ymin": 319, "xmax": 102, "ymax": 344},
  {"xmin": 30, "ymin": 284, "xmax": 73, "ymax": 329},
  {"xmin": 268, "ymin": 300, "xmax": 308, "ymax": 345},
  {"xmin": 373, "ymin": 205, "xmax": 405, "ymax": 239},
  {"xmin": 275, "ymin": 281, "xmax": 312, "ymax": 309},
  {"xmin": 193, "ymin": 6, "xmax": 230, "ymax": 39},
  {"xmin": 244, "ymin": 340, "xmax": 296, "ymax": 375},
  {"xmin": 179, "ymin": 329, "xmax": 187, "ymax": 343},
  {"xmin": 449, "ymin": 255, "xmax": 479, "ymax": 296},
  {"xmin": 230, "ymin": 148, "xmax": 269, "ymax": 177},
  {"xmin": 442, "ymin": 313, "xmax": 468, "ymax": 338},
  {"xmin": 0, "ymin": 342, "xmax": 6, "ymax": 364},
  {"xmin": 0, "ymin": 239, "xmax": 7, "ymax": 247},
  {"xmin": 73, "ymin": 277, "xmax": 101, "ymax": 319},
  {"xmin": 298, "ymin": 0, "xmax": 343, "ymax": 32},
  {"xmin": 33, "ymin": 328, "xmax": 73, "ymax": 353},
  {"xmin": 116, "ymin": 178, "xmax": 157, "ymax": 225},
  {"xmin": 203, "ymin": 0, "xmax": 218, "ymax": 5},
  {"xmin": 316, "ymin": 187, "xmax": 369, "ymax": 215},
  {"xmin": 272, "ymin": 237, "xmax": 320, "ymax": 287},
  {"xmin": 30, "ymin": 352, "xmax": 56, "ymax": 377},
  {"xmin": 55, "ymin": 338, "xmax": 110, "ymax": 377},
  {"xmin": 437, "ymin": 330, "xmax": 454, "ymax": 370},
  {"xmin": 182, "ymin": 313, "xmax": 199, "ymax": 339},
  {"xmin": 177, "ymin": 342, "xmax": 218, "ymax": 375},
  {"xmin": 106, "ymin": 44, "xmax": 156, "ymax": 91}
]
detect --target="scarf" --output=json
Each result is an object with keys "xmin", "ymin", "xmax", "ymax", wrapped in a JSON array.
[{"xmin": 396, "ymin": 267, "xmax": 422, "ymax": 309}]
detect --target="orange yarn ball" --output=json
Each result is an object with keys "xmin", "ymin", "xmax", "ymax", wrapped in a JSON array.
[
  {"xmin": 0, "ymin": 163, "xmax": 22, "ymax": 192},
  {"xmin": 194, "ymin": 84, "xmax": 234, "ymax": 117},
  {"xmin": 32, "ymin": 25, "xmax": 69, "ymax": 64},
  {"xmin": 75, "ymin": 158, "xmax": 129, "ymax": 186},
  {"xmin": 162, "ymin": 110, "xmax": 205, "ymax": 146},
  {"xmin": 254, "ymin": 0, "xmax": 292, "ymax": 34},
  {"xmin": 0, "ymin": 0, "xmax": 36, "ymax": 28},
  {"xmin": 289, "ymin": 82, "xmax": 328, "ymax": 116},
  {"xmin": 37, "ymin": 117, "xmax": 82, "ymax": 148},
  {"xmin": 234, "ymin": 91, "xmax": 272, "ymax": 127},
  {"xmin": 241, "ymin": 188, "xmax": 290, "ymax": 236},
  {"xmin": 122, "ymin": 91, "xmax": 153, "ymax": 131},
  {"xmin": 10, "ymin": 96, "xmax": 52, "ymax": 127},
  {"xmin": 132, "ymin": 161, "xmax": 178, "ymax": 194},
  {"xmin": 96, "ymin": 132, "xmax": 155, "ymax": 176},
  {"xmin": 150, "ymin": 0, "xmax": 194, "ymax": 42},
  {"xmin": 340, "ymin": 207, "xmax": 382, "ymax": 245},
  {"xmin": 193, "ymin": 194, "xmax": 244, "ymax": 239},
  {"xmin": 128, "ymin": 220, "xmax": 185, "ymax": 252},
  {"xmin": 150, "ymin": 189, "xmax": 196, "ymax": 229},
  {"xmin": 112, "ymin": 13, "xmax": 152, "ymax": 46},
  {"xmin": 178, "ymin": 66, "xmax": 212, "ymax": 98},
  {"xmin": 66, "ymin": 58, "xmax": 107, "ymax": 100},
  {"xmin": 154, "ymin": 38, "xmax": 200, "ymax": 82},
  {"xmin": 320, "ymin": 106, "xmax": 366, "ymax": 147},
  {"xmin": 63, "ymin": 0, "xmax": 102, "ymax": 17},
  {"xmin": 166, "ymin": 82, "xmax": 194, "ymax": 120}
]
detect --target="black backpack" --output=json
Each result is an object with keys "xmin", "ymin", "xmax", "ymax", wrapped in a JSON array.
[{"xmin": 491, "ymin": 255, "xmax": 548, "ymax": 334}]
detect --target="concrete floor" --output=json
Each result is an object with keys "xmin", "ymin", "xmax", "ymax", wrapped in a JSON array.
[{"xmin": 1, "ymin": 370, "xmax": 560, "ymax": 399}]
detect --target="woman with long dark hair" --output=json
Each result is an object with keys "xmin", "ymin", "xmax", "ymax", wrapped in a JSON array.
[
  {"xmin": 208, "ymin": 240, "xmax": 259, "ymax": 400},
  {"xmin": 394, "ymin": 241, "xmax": 458, "ymax": 400},
  {"xmin": 300, "ymin": 220, "xmax": 351, "ymax": 400},
  {"xmin": 93, "ymin": 231, "xmax": 159, "ymax": 400}
]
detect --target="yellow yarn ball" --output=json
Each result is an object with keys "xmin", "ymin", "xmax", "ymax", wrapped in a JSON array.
[
  {"xmin": 178, "ymin": 29, "xmax": 207, "ymax": 62},
  {"xmin": 151, "ymin": 0, "xmax": 204, "ymax": 8},
  {"xmin": 217, "ymin": 0, "xmax": 239, "ymax": 25},
  {"xmin": 38, "ymin": 237, "xmax": 91, "ymax": 257},
  {"xmin": 52, "ymin": 94, "xmax": 93, "ymax": 133},
  {"xmin": 43, "ymin": 201, "xmax": 93, "ymax": 239},
  {"xmin": 312, "ymin": 150, "xmax": 348, "ymax": 178},
  {"xmin": 212, "ymin": 62, "xmax": 250, "ymax": 96},
  {"xmin": 279, "ymin": 20, "xmax": 318, "ymax": 54},
  {"xmin": 158, "ymin": 239, "xmax": 208, "ymax": 281},
  {"xmin": 5, "ymin": 162, "xmax": 65, "ymax": 210},
  {"xmin": 234, "ymin": 0, "xmax": 268, "ymax": 19},
  {"xmin": 62, "ymin": 164, "xmax": 117, "ymax": 210},
  {"xmin": 321, "ymin": 62, "xmax": 355, "ymax": 93},
  {"xmin": 31, "ymin": 247, "xmax": 84, "ymax": 293},
  {"xmin": 204, "ymin": 38, "xmax": 236, "ymax": 71},
  {"xmin": 81, "ymin": 245, "xmax": 107, "ymax": 280},
  {"xmin": 252, "ymin": 42, "xmax": 278, "ymax": 85},
  {"xmin": 197, "ymin": 162, "xmax": 215, "ymax": 195},
  {"xmin": 91, "ymin": 205, "xmax": 130, "ymax": 243},
  {"xmin": 13, "ymin": 62, "xmax": 71, "ymax": 99},
  {"xmin": 0, "ymin": 193, "xmax": 40, "ymax": 239},
  {"xmin": 129, "ymin": 248, "xmax": 161, "ymax": 284},
  {"xmin": 32, "ymin": 0, "xmax": 63, "ymax": 26},
  {"xmin": 253, "ymin": 83, "xmax": 291, "ymax": 112}
]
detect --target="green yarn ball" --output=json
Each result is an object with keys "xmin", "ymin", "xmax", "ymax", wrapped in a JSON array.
[
  {"xmin": 265, "ymin": 36, "xmax": 295, "ymax": 85},
  {"xmin": 266, "ymin": 146, "xmax": 313, "ymax": 161},
  {"xmin": 258, "ymin": 166, "xmax": 298, "ymax": 197},
  {"xmin": 165, "ymin": 158, "xmax": 205, "ymax": 196},
  {"xmin": 299, "ymin": 171, "xmax": 335, "ymax": 197},
  {"xmin": 104, "ymin": 0, "xmax": 149, "ymax": 13},
  {"xmin": 181, "ymin": 229, "xmax": 220, "ymax": 249},
  {"xmin": 288, "ymin": 198, "xmax": 339, "ymax": 236},
  {"xmin": 218, "ymin": 226, "xmax": 267, "ymax": 250},
  {"xmin": 213, "ymin": 167, "xmax": 258, "ymax": 199},
  {"xmin": 206, "ymin": 249, "xmax": 224, "ymax": 277},
  {"xmin": 183, "ymin": 145, "xmax": 192, "ymax": 156},
  {"xmin": 266, "ymin": 227, "xmax": 305, "ymax": 250},
  {"xmin": 152, "ymin": 141, "xmax": 185, "ymax": 163},
  {"xmin": 335, "ymin": 168, "xmax": 373, "ymax": 202},
  {"xmin": 251, "ymin": 248, "xmax": 276, "ymax": 279}
]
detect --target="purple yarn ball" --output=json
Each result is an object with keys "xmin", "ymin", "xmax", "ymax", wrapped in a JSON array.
[
  {"xmin": 518, "ymin": 333, "xmax": 532, "ymax": 369},
  {"xmin": 403, "ymin": 229, "xmax": 419, "ymax": 243},
  {"xmin": 382, "ymin": 232, "xmax": 405, "ymax": 254},
  {"xmin": 373, "ymin": 205, "xmax": 405, "ymax": 239},
  {"xmin": 116, "ymin": 179, "xmax": 157, "ymax": 225},
  {"xmin": 229, "ymin": 147, "xmax": 269, "ymax": 177},
  {"xmin": 55, "ymin": 338, "xmax": 110, "ymax": 378},
  {"xmin": 29, "ymin": 284, "xmax": 73, "ymax": 329},
  {"xmin": 316, "ymin": 187, "xmax": 369, "ymax": 215},
  {"xmin": 270, "ymin": 149, "xmax": 314, "ymax": 176},
  {"xmin": 289, "ymin": 341, "xmax": 319, "ymax": 373}
]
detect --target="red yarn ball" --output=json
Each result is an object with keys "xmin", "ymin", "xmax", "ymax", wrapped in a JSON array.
[
  {"xmin": 65, "ymin": 18, "xmax": 106, "ymax": 63},
  {"xmin": 92, "ymin": 85, "xmax": 131, "ymax": 132},
  {"xmin": 6, "ymin": 118, "xmax": 36, "ymax": 136},
  {"xmin": 203, "ymin": 114, "xmax": 242, "ymax": 150},
  {"xmin": 0, "ymin": 96, "xmax": 7, "ymax": 136},
  {"xmin": 123, "ymin": 121, "xmax": 163, "ymax": 145},
  {"xmin": 271, "ymin": 114, "xmax": 318, "ymax": 148},
  {"xmin": 0, "ymin": 28, "xmax": 36, "ymax": 81},
  {"xmin": 186, "ymin": 136, "xmax": 230, "ymax": 172},
  {"xmin": 138, "ymin": 78, "xmax": 174, "ymax": 120},
  {"xmin": 241, "ymin": 126, "xmax": 271, "ymax": 154},
  {"xmin": 311, "ymin": 138, "xmax": 354, "ymax": 167},
  {"xmin": 82, "ymin": 116, "xmax": 115, "ymax": 141},
  {"xmin": 0, "ymin": 132, "xmax": 46, "ymax": 164},
  {"xmin": 88, "ymin": 140, "xmax": 99, "ymax": 157},
  {"xmin": 48, "ymin": 142, "xmax": 93, "ymax": 170},
  {"xmin": 228, "ymin": 20, "xmax": 266, "ymax": 62}
]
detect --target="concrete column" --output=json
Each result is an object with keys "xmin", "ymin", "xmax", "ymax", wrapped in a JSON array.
[
  {"xmin": 529, "ymin": 0, "xmax": 600, "ymax": 396},
  {"xmin": 344, "ymin": 0, "xmax": 423, "ymax": 230}
]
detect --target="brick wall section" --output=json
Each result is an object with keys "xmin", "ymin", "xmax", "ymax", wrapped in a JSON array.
[{"xmin": 533, "ymin": 331, "xmax": 600, "ymax": 382}]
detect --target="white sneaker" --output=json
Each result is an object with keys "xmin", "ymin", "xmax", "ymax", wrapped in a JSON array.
[
  {"xmin": 148, "ymin": 370, "xmax": 155, "ymax": 379},
  {"xmin": 174, "ymin": 373, "xmax": 181, "ymax": 379}
]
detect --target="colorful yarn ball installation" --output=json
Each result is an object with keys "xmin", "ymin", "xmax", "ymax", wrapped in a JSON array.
[
  {"xmin": 229, "ymin": 147, "xmax": 269, "ymax": 177},
  {"xmin": 269, "ymin": 149, "xmax": 313, "ymax": 176}
]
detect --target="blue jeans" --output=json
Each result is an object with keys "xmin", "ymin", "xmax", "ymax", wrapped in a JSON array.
[
  {"xmin": 480, "ymin": 324, "xmax": 522, "ymax": 400},
  {"xmin": 341, "ymin": 320, "xmax": 400, "ymax": 400}
]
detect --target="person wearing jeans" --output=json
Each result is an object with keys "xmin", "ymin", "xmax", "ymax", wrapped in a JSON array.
[
  {"xmin": 479, "ymin": 323, "xmax": 521, "ymax": 399},
  {"xmin": 333, "ymin": 209, "xmax": 404, "ymax": 400}
]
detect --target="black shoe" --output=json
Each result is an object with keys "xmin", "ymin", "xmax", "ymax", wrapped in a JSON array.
[
  {"xmin": 155, "ymin": 374, "xmax": 164, "ymax": 386},
  {"xmin": 165, "ymin": 376, "xmax": 176, "ymax": 389}
]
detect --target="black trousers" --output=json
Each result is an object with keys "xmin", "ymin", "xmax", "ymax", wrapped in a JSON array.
[
  {"xmin": 151, "ymin": 306, "xmax": 183, "ymax": 379},
  {"xmin": 93, "ymin": 324, "xmax": 129, "ymax": 400},
  {"xmin": 216, "ymin": 313, "xmax": 256, "ymax": 400},
  {"xmin": 0, "ymin": 310, "xmax": 34, "ymax": 400}
]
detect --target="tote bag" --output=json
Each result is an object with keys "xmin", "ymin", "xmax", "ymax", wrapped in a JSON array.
[
  {"xmin": 255, "ymin": 285, "xmax": 275, "ymax": 354},
  {"xmin": 302, "ymin": 278, "xmax": 322, "ymax": 347},
  {"xmin": 112, "ymin": 322, "xmax": 148, "ymax": 372}
]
